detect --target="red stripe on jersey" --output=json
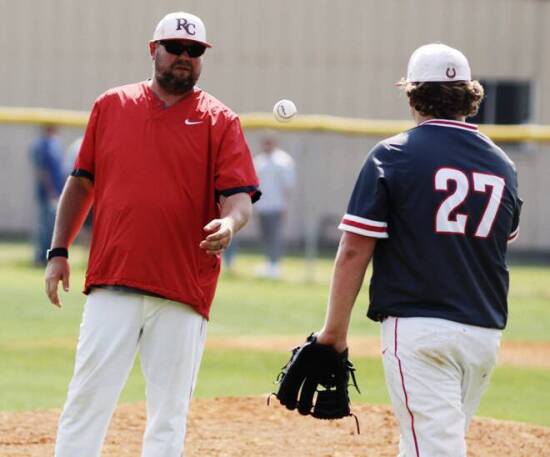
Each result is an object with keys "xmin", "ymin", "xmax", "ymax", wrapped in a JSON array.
[{"xmin": 342, "ymin": 218, "xmax": 387, "ymax": 233}]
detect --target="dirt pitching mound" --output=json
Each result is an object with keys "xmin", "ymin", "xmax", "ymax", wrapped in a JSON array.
[{"xmin": 2, "ymin": 397, "xmax": 550, "ymax": 457}]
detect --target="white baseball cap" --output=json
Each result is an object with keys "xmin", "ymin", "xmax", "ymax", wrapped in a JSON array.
[
  {"xmin": 406, "ymin": 43, "xmax": 471, "ymax": 83},
  {"xmin": 152, "ymin": 12, "xmax": 212, "ymax": 48}
]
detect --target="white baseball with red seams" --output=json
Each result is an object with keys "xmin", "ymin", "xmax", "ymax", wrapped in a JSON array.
[{"xmin": 273, "ymin": 99, "xmax": 297, "ymax": 122}]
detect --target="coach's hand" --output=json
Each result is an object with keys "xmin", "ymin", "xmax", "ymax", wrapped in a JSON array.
[
  {"xmin": 45, "ymin": 257, "xmax": 71, "ymax": 308},
  {"xmin": 200, "ymin": 218, "xmax": 235, "ymax": 256}
]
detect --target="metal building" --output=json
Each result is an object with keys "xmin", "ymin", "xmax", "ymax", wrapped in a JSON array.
[{"xmin": 1, "ymin": 0, "xmax": 549, "ymax": 253}]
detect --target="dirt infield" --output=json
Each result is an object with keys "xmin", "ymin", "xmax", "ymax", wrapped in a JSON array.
[
  {"xmin": 1, "ymin": 397, "xmax": 550, "ymax": 457},
  {"xmin": 2, "ymin": 337, "xmax": 549, "ymax": 456}
]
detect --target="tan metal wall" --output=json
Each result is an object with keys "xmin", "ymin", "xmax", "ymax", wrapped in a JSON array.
[
  {"xmin": 1, "ymin": 0, "xmax": 549, "ymax": 121},
  {"xmin": 0, "ymin": 0, "xmax": 549, "ymax": 251}
]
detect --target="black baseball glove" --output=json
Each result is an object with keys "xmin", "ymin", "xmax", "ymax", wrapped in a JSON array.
[{"xmin": 270, "ymin": 334, "xmax": 360, "ymax": 430}]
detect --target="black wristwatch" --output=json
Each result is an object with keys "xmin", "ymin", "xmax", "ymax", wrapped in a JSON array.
[{"xmin": 46, "ymin": 247, "xmax": 69, "ymax": 261}]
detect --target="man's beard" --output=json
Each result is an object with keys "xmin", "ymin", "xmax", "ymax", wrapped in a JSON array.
[{"xmin": 155, "ymin": 61, "xmax": 198, "ymax": 95}]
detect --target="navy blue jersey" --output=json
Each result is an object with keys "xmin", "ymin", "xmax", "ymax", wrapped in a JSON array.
[{"xmin": 339, "ymin": 119, "xmax": 522, "ymax": 329}]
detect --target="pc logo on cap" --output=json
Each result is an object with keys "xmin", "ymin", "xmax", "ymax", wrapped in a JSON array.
[
  {"xmin": 406, "ymin": 43, "xmax": 471, "ymax": 83},
  {"xmin": 152, "ymin": 12, "xmax": 212, "ymax": 48}
]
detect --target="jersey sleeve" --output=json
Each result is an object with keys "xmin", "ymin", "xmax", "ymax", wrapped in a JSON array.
[
  {"xmin": 71, "ymin": 99, "xmax": 101, "ymax": 182},
  {"xmin": 506, "ymin": 167, "xmax": 522, "ymax": 243},
  {"xmin": 215, "ymin": 117, "xmax": 261, "ymax": 203},
  {"xmin": 508, "ymin": 196, "xmax": 523, "ymax": 243},
  {"xmin": 338, "ymin": 143, "xmax": 390, "ymax": 238}
]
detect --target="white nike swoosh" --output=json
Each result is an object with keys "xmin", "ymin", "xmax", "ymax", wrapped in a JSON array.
[{"xmin": 185, "ymin": 119, "xmax": 203, "ymax": 125}]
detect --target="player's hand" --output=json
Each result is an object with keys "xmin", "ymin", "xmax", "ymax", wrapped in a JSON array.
[
  {"xmin": 45, "ymin": 257, "xmax": 71, "ymax": 308},
  {"xmin": 315, "ymin": 329, "xmax": 348, "ymax": 354},
  {"xmin": 200, "ymin": 218, "xmax": 234, "ymax": 256}
]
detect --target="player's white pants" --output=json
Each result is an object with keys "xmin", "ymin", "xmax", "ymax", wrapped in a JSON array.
[
  {"xmin": 381, "ymin": 316, "xmax": 501, "ymax": 457},
  {"xmin": 55, "ymin": 288, "xmax": 207, "ymax": 457}
]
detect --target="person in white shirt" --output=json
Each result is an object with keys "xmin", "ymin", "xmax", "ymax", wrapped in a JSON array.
[{"xmin": 254, "ymin": 133, "xmax": 296, "ymax": 278}]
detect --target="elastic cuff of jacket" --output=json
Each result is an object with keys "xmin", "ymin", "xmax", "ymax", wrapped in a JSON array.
[
  {"xmin": 217, "ymin": 186, "xmax": 262, "ymax": 203},
  {"xmin": 71, "ymin": 168, "xmax": 94, "ymax": 182}
]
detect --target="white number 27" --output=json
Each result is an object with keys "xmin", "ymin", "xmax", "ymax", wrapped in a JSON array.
[{"xmin": 435, "ymin": 168, "xmax": 505, "ymax": 238}]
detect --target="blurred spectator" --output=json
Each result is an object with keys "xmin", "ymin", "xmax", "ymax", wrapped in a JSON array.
[
  {"xmin": 64, "ymin": 136, "xmax": 83, "ymax": 176},
  {"xmin": 222, "ymin": 236, "xmax": 239, "ymax": 274},
  {"xmin": 30, "ymin": 124, "xmax": 64, "ymax": 266},
  {"xmin": 254, "ymin": 133, "xmax": 296, "ymax": 278}
]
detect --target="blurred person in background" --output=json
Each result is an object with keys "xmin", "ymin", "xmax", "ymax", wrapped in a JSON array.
[
  {"xmin": 63, "ymin": 136, "xmax": 83, "ymax": 177},
  {"xmin": 30, "ymin": 123, "xmax": 64, "ymax": 266},
  {"xmin": 222, "ymin": 235, "xmax": 239, "ymax": 274},
  {"xmin": 254, "ymin": 133, "xmax": 296, "ymax": 278},
  {"xmin": 44, "ymin": 11, "xmax": 260, "ymax": 457}
]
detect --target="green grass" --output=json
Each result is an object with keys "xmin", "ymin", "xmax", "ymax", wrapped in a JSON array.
[
  {"xmin": 202, "ymin": 351, "xmax": 550, "ymax": 426},
  {"xmin": 1, "ymin": 241, "xmax": 549, "ymax": 426},
  {"xmin": 505, "ymin": 266, "xmax": 550, "ymax": 341},
  {"xmin": 479, "ymin": 365, "xmax": 550, "ymax": 425},
  {"xmin": 4, "ymin": 342, "xmax": 548, "ymax": 426}
]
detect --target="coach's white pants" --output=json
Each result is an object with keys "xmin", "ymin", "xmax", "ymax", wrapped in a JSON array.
[
  {"xmin": 55, "ymin": 288, "xmax": 207, "ymax": 457},
  {"xmin": 381, "ymin": 317, "xmax": 501, "ymax": 457}
]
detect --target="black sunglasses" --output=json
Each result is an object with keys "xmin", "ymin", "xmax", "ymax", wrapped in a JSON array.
[{"xmin": 158, "ymin": 40, "xmax": 206, "ymax": 58}]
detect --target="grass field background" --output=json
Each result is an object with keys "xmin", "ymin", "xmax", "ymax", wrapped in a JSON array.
[{"xmin": 1, "ymin": 241, "xmax": 549, "ymax": 425}]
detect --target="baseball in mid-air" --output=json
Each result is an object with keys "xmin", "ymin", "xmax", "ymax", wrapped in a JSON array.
[{"xmin": 273, "ymin": 99, "xmax": 297, "ymax": 122}]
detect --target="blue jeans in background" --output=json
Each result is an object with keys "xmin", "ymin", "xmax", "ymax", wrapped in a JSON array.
[{"xmin": 34, "ymin": 200, "xmax": 56, "ymax": 266}]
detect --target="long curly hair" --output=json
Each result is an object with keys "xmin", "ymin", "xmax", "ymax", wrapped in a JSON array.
[{"xmin": 402, "ymin": 80, "xmax": 485, "ymax": 119}]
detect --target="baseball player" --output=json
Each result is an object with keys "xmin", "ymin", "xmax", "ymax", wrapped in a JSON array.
[
  {"xmin": 44, "ymin": 11, "xmax": 260, "ymax": 457},
  {"xmin": 316, "ymin": 43, "xmax": 522, "ymax": 456}
]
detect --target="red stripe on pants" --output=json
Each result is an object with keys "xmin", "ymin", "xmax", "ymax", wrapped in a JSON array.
[{"xmin": 394, "ymin": 318, "xmax": 420, "ymax": 457}]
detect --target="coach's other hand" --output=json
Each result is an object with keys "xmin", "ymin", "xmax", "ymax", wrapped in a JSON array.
[
  {"xmin": 200, "ymin": 218, "xmax": 234, "ymax": 256},
  {"xmin": 45, "ymin": 257, "xmax": 71, "ymax": 308}
]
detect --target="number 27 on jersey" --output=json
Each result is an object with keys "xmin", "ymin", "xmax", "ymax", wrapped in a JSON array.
[{"xmin": 434, "ymin": 167, "xmax": 505, "ymax": 238}]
